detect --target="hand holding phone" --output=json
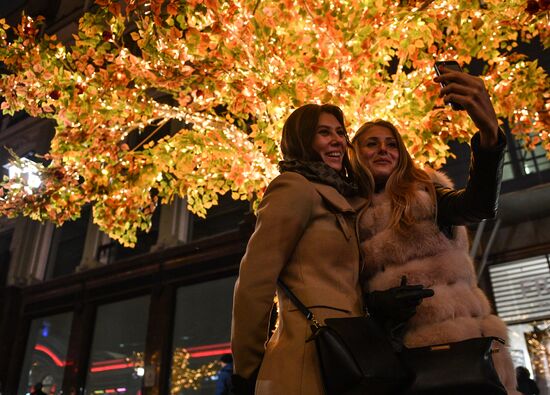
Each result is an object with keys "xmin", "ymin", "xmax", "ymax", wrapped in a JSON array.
[
  {"xmin": 434, "ymin": 60, "xmax": 464, "ymax": 111},
  {"xmin": 433, "ymin": 61, "xmax": 500, "ymax": 148}
]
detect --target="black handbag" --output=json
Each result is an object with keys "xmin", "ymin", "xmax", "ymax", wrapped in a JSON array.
[
  {"xmin": 277, "ymin": 280, "xmax": 411, "ymax": 395},
  {"xmin": 401, "ymin": 336, "xmax": 507, "ymax": 395}
]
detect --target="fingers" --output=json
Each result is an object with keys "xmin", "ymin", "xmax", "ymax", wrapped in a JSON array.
[
  {"xmin": 434, "ymin": 69, "xmax": 463, "ymax": 83},
  {"xmin": 402, "ymin": 284, "xmax": 424, "ymax": 291},
  {"xmin": 434, "ymin": 68, "xmax": 480, "ymax": 85},
  {"xmin": 395, "ymin": 286, "xmax": 435, "ymax": 302},
  {"xmin": 439, "ymin": 82, "xmax": 474, "ymax": 98},
  {"xmin": 399, "ymin": 288, "xmax": 434, "ymax": 300},
  {"xmin": 434, "ymin": 68, "xmax": 463, "ymax": 87},
  {"xmin": 436, "ymin": 73, "xmax": 491, "ymax": 115},
  {"xmin": 441, "ymin": 93, "xmax": 469, "ymax": 110},
  {"xmin": 435, "ymin": 72, "xmax": 485, "ymax": 95},
  {"xmin": 437, "ymin": 75, "xmax": 484, "ymax": 96},
  {"xmin": 421, "ymin": 288, "xmax": 435, "ymax": 298}
]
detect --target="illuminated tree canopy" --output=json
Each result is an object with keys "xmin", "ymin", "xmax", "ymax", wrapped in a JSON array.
[{"xmin": 0, "ymin": 0, "xmax": 548, "ymax": 246}]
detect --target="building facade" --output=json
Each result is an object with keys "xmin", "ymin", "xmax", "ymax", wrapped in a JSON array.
[{"xmin": 0, "ymin": 1, "xmax": 549, "ymax": 395}]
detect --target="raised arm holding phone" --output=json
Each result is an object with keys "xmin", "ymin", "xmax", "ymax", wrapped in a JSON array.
[{"xmin": 350, "ymin": 63, "xmax": 520, "ymax": 394}]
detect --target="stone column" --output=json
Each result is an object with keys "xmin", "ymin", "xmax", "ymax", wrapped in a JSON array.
[
  {"xmin": 7, "ymin": 218, "xmax": 53, "ymax": 285},
  {"xmin": 77, "ymin": 215, "xmax": 111, "ymax": 271},
  {"xmin": 152, "ymin": 197, "xmax": 190, "ymax": 251}
]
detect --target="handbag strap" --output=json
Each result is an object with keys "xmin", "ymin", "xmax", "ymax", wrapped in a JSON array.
[{"xmin": 277, "ymin": 279, "xmax": 321, "ymax": 328}]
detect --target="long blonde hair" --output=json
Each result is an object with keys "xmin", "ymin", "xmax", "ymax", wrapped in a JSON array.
[{"xmin": 350, "ymin": 120, "xmax": 436, "ymax": 229}]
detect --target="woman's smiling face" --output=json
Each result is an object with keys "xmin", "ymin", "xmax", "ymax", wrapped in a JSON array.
[
  {"xmin": 311, "ymin": 112, "xmax": 346, "ymax": 171},
  {"xmin": 357, "ymin": 125, "xmax": 399, "ymax": 184}
]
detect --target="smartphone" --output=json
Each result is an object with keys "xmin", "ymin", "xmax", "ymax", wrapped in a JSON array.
[{"xmin": 434, "ymin": 60, "xmax": 463, "ymax": 110}]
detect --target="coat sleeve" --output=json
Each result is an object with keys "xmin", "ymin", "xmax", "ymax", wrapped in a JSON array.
[
  {"xmin": 231, "ymin": 172, "xmax": 315, "ymax": 379},
  {"xmin": 436, "ymin": 129, "xmax": 506, "ymax": 226}
]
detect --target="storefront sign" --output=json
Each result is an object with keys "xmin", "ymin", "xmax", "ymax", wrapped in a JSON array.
[{"xmin": 489, "ymin": 255, "xmax": 550, "ymax": 323}]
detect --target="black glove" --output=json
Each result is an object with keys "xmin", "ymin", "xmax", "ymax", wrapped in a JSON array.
[
  {"xmin": 365, "ymin": 276, "xmax": 434, "ymax": 323},
  {"xmin": 231, "ymin": 373, "xmax": 256, "ymax": 395}
]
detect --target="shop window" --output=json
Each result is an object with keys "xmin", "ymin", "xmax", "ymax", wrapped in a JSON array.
[
  {"xmin": 17, "ymin": 312, "xmax": 73, "ymax": 395},
  {"xmin": 85, "ymin": 295, "xmax": 150, "ymax": 395},
  {"xmin": 490, "ymin": 255, "xmax": 550, "ymax": 393},
  {"xmin": 489, "ymin": 254, "xmax": 550, "ymax": 323},
  {"xmin": 503, "ymin": 132, "xmax": 550, "ymax": 182},
  {"xmin": 189, "ymin": 194, "xmax": 249, "ymax": 241},
  {"xmin": 45, "ymin": 206, "xmax": 91, "ymax": 280},
  {"xmin": 502, "ymin": 151, "xmax": 515, "ymax": 182},
  {"xmin": 170, "ymin": 276, "xmax": 237, "ymax": 394},
  {"xmin": 0, "ymin": 230, "xmax": 13, "ymax": 286},
  {"xmin": 518, "ymin": 143, "xmax": 550, "ymax": 176},
  {"xmin": 507, "ymin": 321, "xmax": 550, "ymax": 394}
]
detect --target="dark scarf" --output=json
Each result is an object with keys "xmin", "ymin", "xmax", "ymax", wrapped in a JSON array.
[{"xmin": 278, "ymin": 160, "xmax": 358, "ymax": 197}]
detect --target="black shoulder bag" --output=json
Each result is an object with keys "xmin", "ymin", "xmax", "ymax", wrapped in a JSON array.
[
  {"xmin": 277, "ymin": 279, "xmax": 411, "ymax": 395},
  {"xmin": 401, "ymin": 336, "xmax": 507, "ymax": 395}
]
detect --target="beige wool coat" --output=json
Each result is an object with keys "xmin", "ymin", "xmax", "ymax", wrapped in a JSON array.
[{"xmin": 231, "ymin": 171, "xmax": 365, "ymax": 395}]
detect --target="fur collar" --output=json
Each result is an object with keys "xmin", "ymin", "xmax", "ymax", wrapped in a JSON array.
[{"xmin": 423, "ymin": 167, "xmax": 454, "ymax": 188}]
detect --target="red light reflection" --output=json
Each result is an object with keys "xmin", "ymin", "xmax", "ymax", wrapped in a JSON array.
[
  {"xmin": 35, "ymin": 341, "xmax": 232, "ymax": 373},
  {"xmin": 34, "ymin": 344, "xmax": 65, "ymax": 367}
]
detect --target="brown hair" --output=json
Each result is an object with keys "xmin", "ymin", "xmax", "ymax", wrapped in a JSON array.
[
  {"xmin": 350, "ymin": 120, "xmax": 435, "ymax": 229},
  {"xmin": 281, "ymin": 103, "xmax": 353, "ymax": 176}
]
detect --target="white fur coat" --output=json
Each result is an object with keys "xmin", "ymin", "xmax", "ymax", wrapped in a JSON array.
[{"xmin": 358, "ymin": 170, "xmax": 519, "ymax": 395}]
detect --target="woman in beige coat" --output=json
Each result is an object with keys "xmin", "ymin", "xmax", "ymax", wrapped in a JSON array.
[{"xmin": 231, "ymin": 104, "xmax": 365, "ymax": 395}]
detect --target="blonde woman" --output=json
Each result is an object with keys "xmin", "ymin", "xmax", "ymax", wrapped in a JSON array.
[{"xmin": 350, "ymin": 68, "xmax": 520, "ymax": 394}]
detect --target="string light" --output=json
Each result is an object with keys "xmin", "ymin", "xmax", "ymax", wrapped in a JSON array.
[
  {"xmin": 524, "ymin": 321, "xmax": 550, "ymax": 377},
  {"xmin": 130, "ymin": 349, "xmax": 221, "ymax": 393},
  {"xmin": 0, "ymin": 1, "xmax": 547, "ymax": 246}
]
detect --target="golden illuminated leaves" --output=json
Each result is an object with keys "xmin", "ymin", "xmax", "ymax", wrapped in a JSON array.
[
  {"xmin": 0, "ymin": 0, "xmax": 548, "ymax": 246},
  {"xmin": 170, "ymin": 347, "xmax": 222, "ymax": 393}
]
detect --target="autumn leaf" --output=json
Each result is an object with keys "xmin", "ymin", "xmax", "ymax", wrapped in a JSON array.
[{"xmin": 0, "ymin": 0, "xmax": 547, "ymax": 246}]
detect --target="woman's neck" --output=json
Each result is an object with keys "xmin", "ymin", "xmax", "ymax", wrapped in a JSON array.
[{"xmin": 374, "ymin": 181, "xmax": 387, "ymax": 193}]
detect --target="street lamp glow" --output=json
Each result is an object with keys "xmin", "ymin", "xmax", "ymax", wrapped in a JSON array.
[{"xmin": 4, "ymin": 158, "xmax": 41, "ymax": 189}]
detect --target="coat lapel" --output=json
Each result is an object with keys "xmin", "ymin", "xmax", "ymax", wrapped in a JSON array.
[{"xmin": 312, "ymin": 183, "xmax": 356, "ymax": 213}]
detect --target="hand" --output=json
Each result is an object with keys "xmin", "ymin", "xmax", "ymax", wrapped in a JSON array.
[
  {"xmin": 435, "ymin": 67, "xmax": 499, "ymax": 148},
  {"xmin": 365, "ymin": 278, "xmax": 434, "ymax": 323}
]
